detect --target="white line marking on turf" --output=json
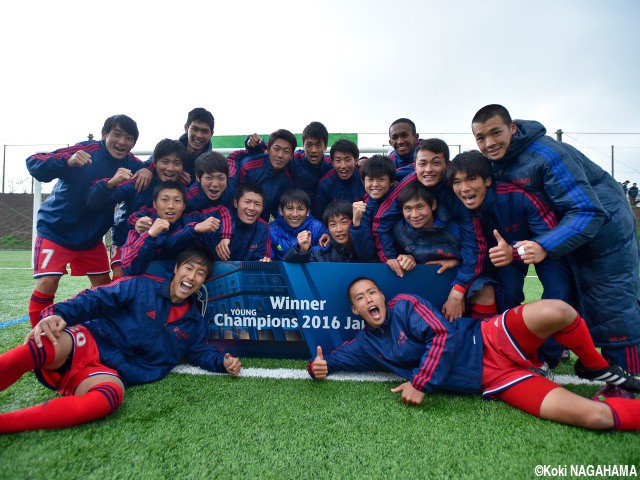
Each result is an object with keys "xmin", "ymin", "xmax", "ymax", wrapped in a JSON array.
[
  {"xmin": 171, "ymin": 365, "xmax": 602, "ymax": 386},
  {"xmin": 0, "ymin": 267, "xmax": 32, "ymax": 270}
]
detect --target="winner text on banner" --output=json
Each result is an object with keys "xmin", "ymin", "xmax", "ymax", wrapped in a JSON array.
[{"xmin": 203, "ymin": 262, "xmax": 455, "ymax": 359}]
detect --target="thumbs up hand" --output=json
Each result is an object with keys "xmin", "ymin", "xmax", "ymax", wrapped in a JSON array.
[
  {"xmin": 488, "ymin": 229, "xmax": 514, "ymax": 267},
  {"xmin": 310, "ymin": 346, "xmax": 328, "ymax": 379},
  {"xmin": 223, "ymin": 352, "xmax": 242, "ymax": 377}
]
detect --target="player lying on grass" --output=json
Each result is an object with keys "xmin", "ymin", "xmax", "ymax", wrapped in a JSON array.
[
  {"xmin": 308, "ymin": 277, "xmax": 640, "ymax": 431},
  {"xmin": 0, "ymin": 248, "xmax": 241, "ymax": 434}
]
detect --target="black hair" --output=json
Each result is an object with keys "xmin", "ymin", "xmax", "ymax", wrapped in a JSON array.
[
  {"xmin": 186, "ymin": 107, "xmax": 215, "ymax": 131},
  {"xmin": 175, "ymin": 247, "xmax": 214, "ymax": 278},
  {"xmin": 447, "ymin": 150, "xmax": 493, "ymax": 184},
  {"xmin": 359, "ymin": 154, "xmax": 396, "ymax": 183},
  {"xmin": 102, "ymin": 114, "xmax": 139, "ymax": 143},
  {"xmin": 152, "ymin": 138, "xmax": 187, "ymax": 166},
  {"xmin": 235, "ymin": 182, "xmax": 265, "ymax": 203},
  {"xmin": 415, "ymin": 138, "xmax": 450, "ymax": 163},
  {"xmin": 389, "ymin": 118, "xmax": 417, "ymax": 135},
  {"xmin": 322, "ymin": 200, "xmax": 352, "ymax": 226},
  {"xmin": 302, "ymin": 121, "xmax": 329, "ymax": 145},
  {"xmin": 279, "ymin": 188, "xmax": 310, "ymax": 210},
  {"xmin": 195, "ymin": 151, "xmax": 229, "ymax": 179},
  {"xmin": 472, "ymin": 104, "xmax": 512, "ymax": 126},
  {"xmin": 397, "ymin": 179, "xmax": 437, "ymax": 208},
  {"xmin": 267, "ymin": 129, "xmax": 297, "ymax": 151},
  {"xmin": 330, "ymin": 138, "xmax": 359, "ymax": 161},
  {"xmin": 346, "ymin": 277, "xmax": 379, "ymax": 305},
  {"xmin": 152, "ymin": 180, "xmax": 186, "ymax": 203}
]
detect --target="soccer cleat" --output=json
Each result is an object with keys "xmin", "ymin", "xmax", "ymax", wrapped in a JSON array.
[
  {"xmin": 528, "ymin": 362, "xmax": 553, "ymax": 380},
  {"xmin": 574, "ymin": 360, "xmax": 640, "ymax": 392},
  {"xmin": 593, "ymin": 384, "xmax": 637, "ymax": 401}
]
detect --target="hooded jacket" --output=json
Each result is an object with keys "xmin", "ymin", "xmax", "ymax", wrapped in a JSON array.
[{"xmin": 492, "ymin": 120, "xmax": 640, "ymax": 347}]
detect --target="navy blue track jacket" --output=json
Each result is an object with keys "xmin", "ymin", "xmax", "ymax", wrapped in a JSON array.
[
  {"xmin": 372, "ymin": 176, "xmax": 486, "ymax": 294},
  {"xmin": 316, "ymin": 169, "xmax": 366, "ymax": 220},
  {"xmin": 86, "ymin": 175, "xmax": 160, "ymax": 247},
  {"xmin": 312, "ymin": 294, "xmax": 483, "ymax": 394},
  {"xmin": 42, "ymin": 275, "xmax": 226, "ymax": 386},
  {"xmin": 472, "ymin": 183, "xmax": 574, "ymax": 308},
  {"xmin": 26, "ymin": 140, "xmax": 144, "ymax": 250},
  {"xmin": 238, "ymin": 153, "xmax": 292, "ymax": 221}
]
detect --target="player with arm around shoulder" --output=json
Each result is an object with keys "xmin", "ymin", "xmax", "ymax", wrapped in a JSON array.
[
  {"xmin": 0, "ymin": 248, "xmax": 241, "ymax": 434},
  {"xmin": 308, "ymin": 277, "xmax": 640, "ymax": 431},
  {"xmin": 471, "ymin": 104, "xmax": 640, "ymax": 398}
]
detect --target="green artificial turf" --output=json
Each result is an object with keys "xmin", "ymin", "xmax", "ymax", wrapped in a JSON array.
[{"xmin": 1, "ymin": 250, "xmax": 639, "ymax": 479}]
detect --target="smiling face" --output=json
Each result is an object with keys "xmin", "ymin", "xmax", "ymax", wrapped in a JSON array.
[
  {"xmin": 389, "ymin": 122, "xmax": 419, "ymax": 157},
  {"xmin": 185, "ymin": 120, "xmax": 213, "ymax": 156},
  {"xmin": 349, "ymin": 278, "xmax": 387, "ymax": 329},
  {"xmin": 280, "ymin": 201, "xmax": 308, "ymax": 229},
  {"xmin": 234, "ymin": 191, "xmax": 264, "ymax": 225},
  {"xmin": 102, "ymin": 124, "xmax": 136, "ymax": 160},
  {"xmin": 198, "ymin": 171, "xmax": 228, "ymax": 201},
  {"xmin": 364, "ymin": 175, "xmax": 392, "ymax": 200},
  {"xmin": 327, "ymin": 214, "xmax": 351, "ymax": 247},
  {"xmin": 414, "ymin": 149, "xmax": 447, "ymax": 188},
  {"xmin": 170, "ymin": 260, "xmax": 209, "ymax": 303},
  {"xmin": 472, "ymin": 115, "xmax": 516, "ymax": 161},
  {"xmin": 451, "ymin": 171, "xmax": 491, "ymax": 210},
  {"xmin": 155, "ymin": 153, "xmax": 184, "ymax": 182},
  {"xmin": 267, "ymin": 139, "xmax": 294, "ymax": 170},
  {"xmin": 153, "ymin": 188, "xmax": 185, "ymax": 223},
  {"xmin": 402, "ymin": 197, "xmax": 436, "ymax": 229},
  {"xmin": 332, "ymin": 152, "xmax": 356, "ymax": 180},
  {"xmin": 303, "ymin": 137, "xmax": 327, "ymax": 166}
]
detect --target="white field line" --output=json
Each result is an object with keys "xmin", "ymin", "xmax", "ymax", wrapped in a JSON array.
[{"xmin": 171, "ymin": 365, "xmax": 601, "ymax": 386}]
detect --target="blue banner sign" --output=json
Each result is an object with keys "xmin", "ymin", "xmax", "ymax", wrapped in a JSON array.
[{"xmin": 203, "ymin": 262, "xmax": 455, "ymax": 360}]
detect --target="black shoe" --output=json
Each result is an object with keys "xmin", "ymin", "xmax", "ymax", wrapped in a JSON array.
[
  {"xmin": 574, "ymin": 360, "xmax": 640, "ymax": 393},
  {"xmin": 529, "ymin": 362, "xmax": 553, "ymax": 379}
]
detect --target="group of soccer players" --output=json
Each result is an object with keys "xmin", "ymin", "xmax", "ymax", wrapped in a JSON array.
[{"xmin": 1, "ymin": 104, "xmax": 640, "ymax": 433}]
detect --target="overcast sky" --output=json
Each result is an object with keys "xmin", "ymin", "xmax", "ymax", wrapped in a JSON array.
[{"xmin": 1, "ymin": 0, "xmax": 639, "ymax": 187}]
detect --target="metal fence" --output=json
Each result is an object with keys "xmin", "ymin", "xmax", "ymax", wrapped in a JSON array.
[{"xmin": 558, "ymin": 132, "xmax": 640, "ymax": 184}]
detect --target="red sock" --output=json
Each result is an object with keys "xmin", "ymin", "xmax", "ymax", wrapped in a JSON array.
[
  {"xmin": 470, "ymin": 302, "xmax": 498, "ymax": 319},
  {"xmin": 505, "ymin": 306, "xmax": 545, "ymax": 356},
  {"xmin": 553, "ymin": 314, "xmax": 608, "ymax": 370},
  {"xmin": 0, "ymin": 338, "xmax": 56, "ymax": 391},
  {"xmin": 29, "ymin": 290, "xmax": 54, "ymax": 328},
  {"xmin": 603, "ymin": 397, "xmax": 640, "ymax": 431},
  {"xmin": 0, "ymin": 382, "xmax": 123, "ymax": 433}
]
